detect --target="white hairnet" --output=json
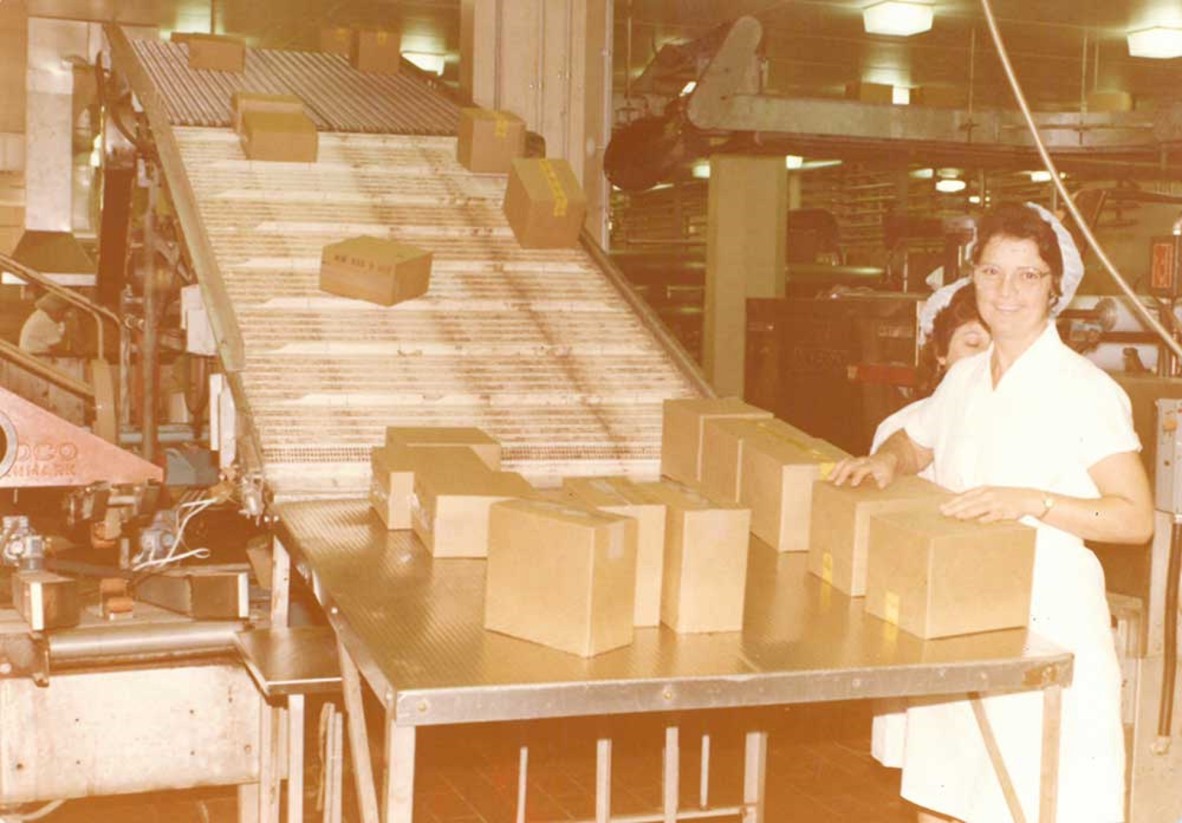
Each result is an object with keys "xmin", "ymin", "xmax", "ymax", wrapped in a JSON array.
[{"xmin": 916, "ymin": 201, "xmax": 1085, "ymax": 345}]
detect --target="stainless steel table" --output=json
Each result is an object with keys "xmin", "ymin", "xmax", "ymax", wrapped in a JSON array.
[{"xmin": 273, "ymin": 498, "xmax": 1072, "ymax": 823}]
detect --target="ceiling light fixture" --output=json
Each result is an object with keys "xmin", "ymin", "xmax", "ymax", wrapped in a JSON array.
[
  {"xmin": 892, "ymin": 86, "xmax": 911, "ymax": 105},
  {"xmin": 863, "ymin": 1, "xmax": 934, "ymax": 37},
  {"xmin": 935, "ymin": 178, "xmax": 966, "ymax": 193},
  {"xmin": 403, "ymin": 52, "xmax": 446, "ymax": 76},
  {"xmin": 1127, "ymin": 26, "xmax": 1182, "ymax": 59},
  {"xmin": 1028, "ymin": 170, "xmax": 1053, "ymax": 183},
  {"xmin": 785, "ymin": 155, "xmax": 804, "ymax": 170},
  {"xmin": 692, "ymin": 161, "xmax": 711, "ymax": 180},
  {"xmin": 681, "ymin": 80, "xmax": 697, "ymax": 95}
]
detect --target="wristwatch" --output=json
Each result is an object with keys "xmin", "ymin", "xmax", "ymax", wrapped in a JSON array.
[{"xmin": 1038, "ymin": 492, "xmax": 1055, "ymax": 519}]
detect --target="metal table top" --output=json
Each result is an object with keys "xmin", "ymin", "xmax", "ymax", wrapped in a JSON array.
[
  {"xmin": 234, "ymin": 626, "xmax": 342, "ymax": 698},
  {"xmin": 274, "ymin": 499, "xmax": 1072, "ymax": 727}
]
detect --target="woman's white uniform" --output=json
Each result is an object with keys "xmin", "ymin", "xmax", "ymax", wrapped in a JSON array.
[{"xmin": 898, "ymin": 322, "xmax": 1134, "ymax": 823}]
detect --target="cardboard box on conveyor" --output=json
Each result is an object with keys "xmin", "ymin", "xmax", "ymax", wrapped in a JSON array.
[
  {"xmin": 863, "ymin": 503, "xmax": 1036, "ymax": 639},
  {"xmin": 319, "ymin": 236, "xmax": 431, "ymax": 306},
  {"xmin": 636, "ymin": 480, "xmax": 750, "ymax": 634},
  {"xmin": 700, "ymin": 415, "xmax": 811, "ymax": 504},
  {"xmin": 183, "ymin": 33, "xmax": 246, "ymax": 72},
  {"xmin": 660, "ymin": 397, "xmax": 772, "ymax": 486},
  {"xmin": 563, "ymin": 476, "xmax": 667, "ymax": 628},
  {"xmin": 485, "ymin": 497, "xmax": 637, "ymax": 657},
  {"xmin": 503, "ymin": 158, "xmax": 587, "ymax": 249},
  {"xmin": 320, "ymin": 26, "xmax": 354, "ymax": 55},
  {"xmin": 457, "ymin": 108, "xmax": 526, "ymax": 174},
  {"xmin": 411, "ymin": 451, "xmax": 533, "ymax": 558},
  {"xmin": 240, "ymin": 109, "xmax": 318, "ymax": 163},
  {"xmin": 807, "ymin": 475, "xmax": 948, "ymax": 597},
  {"xmin": 384, "ymin": 426, "xmax": 500, "ymax": 470},
  {"xmin": 351, "ymin": 28, "xmax": 401, "ymax": 74},
  {"xmin": 231, "ymin": 91, "xmax": 306, "ymax": 133}
]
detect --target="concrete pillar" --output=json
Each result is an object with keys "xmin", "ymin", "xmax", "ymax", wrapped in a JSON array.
[
  {"xmin": 704, "ymin": 155, "xmax": 788, "ymax": 397},
  {"xmin": 459, "ymin": 0, "xmax": 612, "ymax": 245}
]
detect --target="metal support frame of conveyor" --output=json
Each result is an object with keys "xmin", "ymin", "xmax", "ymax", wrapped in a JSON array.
[{"xmin": 106, "ymin": 23, "xmax": 263, "ymax": 478}]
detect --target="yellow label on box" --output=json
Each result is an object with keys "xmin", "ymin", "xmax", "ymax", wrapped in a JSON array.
[
  {"xmin": 883, "ymin": 591, "xmax": 900, "ymax": 626},
  {"xmin": 538, "ymin": 159, "xmax": 569, "ymax": 218},
  {"xmin": 818, "ymin": 462, "xmax": 835, "ymax": 480},
  {"xmin": 821, "ymin": 552, "xmax": 833, "ymax": 584},
  {"xmin": 494, "ymin": 114, "xmax": 509, "ymax": 139}
]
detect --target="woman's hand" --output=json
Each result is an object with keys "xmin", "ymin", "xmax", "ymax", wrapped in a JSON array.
[
  {"xmin": 940, "ymin": 486, "xmax": 1042, "ymax": 523},
  {"xmin": 830, "ymin": 452, "xmax": 899, "ymax": 489}
]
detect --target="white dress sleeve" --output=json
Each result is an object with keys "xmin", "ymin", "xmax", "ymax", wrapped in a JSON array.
[
  {"xmin": 871, "ymin": 398, "xmax": 926, "ymax": 454},
  {"xmin": 1072, "ymin": 370, "xmax": 1141, "ymax": 469}
]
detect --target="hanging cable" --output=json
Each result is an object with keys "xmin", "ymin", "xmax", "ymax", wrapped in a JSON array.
[{"xmin": 978, "ymin": 0, "xmax": 1182, "ymax": 364}]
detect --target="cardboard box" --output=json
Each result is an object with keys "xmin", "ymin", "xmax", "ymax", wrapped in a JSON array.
[
  {"xmin": 370, "ymin": 445, "xmax": 489, "ymax": 530},
  {"xmin": 384, "ymin": 426, "xmax": 500, "ymax": 470},
  {"xmin": 807, "ymin": 475, "xmax": 947, "ymax": 596},
  {"xmin": 845, "ymin": 81, "xmax": 894, "ymax": 105},
  {"xmin": 485, "ymin": 498, "xmax": 637, "ymax": 657},
  {"xmin": 503, "ymin": 158, "xmax": 588, "ymax": 249},
  {"xmin": 457, "ymin": 108, "xmax": 527, "ymax": 174},
  {"xmin": 411, "ymin": 452, "xmax": 533, "ymax": 557},
  {"xmin": 638, "ymin": 481, "xmax": 750, "ymax": 634},
  {"xmin": 563, "ymin": 476, "xmax": 667, "ymax": 627},
  {"xmin": 134, "ymin": 564, "xmax": 250, "ymax": 619},
  {"xmin": 231, "ymin": 91, "xmax": 305, "ymax": 133},
  {"xmin": 319, "ymin": 236, "xmax": 431, "ymax": 306},
  {"xmin": 864, "ymin": 506, "xmax": 1036, "ymax": 639},
  {"xmin": 351, "ymin": 28, "xmax": 401, "ymax": 74},
  {"xmin": 1087, "ymin": 90, "xmax": 1133, "ymax": 113},
  {"xmin": 740, "ymin": 425, "xmax": 849, "ymax": 552},
  {"xmin": 911, "ymin": 85, "xmax": 966, "ymax": 109},
  {"xmin": 241, "ymin": 109, "xmax": 318, "ymax": 163},
  {"xmin": 701, "ymin": 416, "xmax": 810, "ymax": 503},
  {"xmin": 661, "ymin": 397, "xmax": 772, "ymax": 486},
  {"xmin": 185, "ymin": 34, "xmax": 246, "ymax": 72},
  {"xmin": 320, "ymin": 26, "xmax": 354, "ymax": 56}
]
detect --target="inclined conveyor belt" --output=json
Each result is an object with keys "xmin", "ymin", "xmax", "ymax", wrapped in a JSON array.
[{"xmin": 116, "ymin": 31, "xmax": 706, "ymax": 499}]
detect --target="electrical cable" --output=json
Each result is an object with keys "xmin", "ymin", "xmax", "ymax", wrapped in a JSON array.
[
  {"xmin": 2, "ymin": 800, "xmax": 67, "ymax": 821},
  {"xmin": 978, "ymin": 0, "xmax": 1182, "ymax": 364}
]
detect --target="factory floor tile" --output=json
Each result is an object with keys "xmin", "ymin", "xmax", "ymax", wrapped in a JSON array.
[{"xmin": 36, "ymin": 699, "xmax": 920, "ymax": 822}]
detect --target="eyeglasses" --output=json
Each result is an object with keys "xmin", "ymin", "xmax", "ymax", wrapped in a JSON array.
[{"xmin": 972, "ymin": 264, "xmax": 1051, "ymax": 290}]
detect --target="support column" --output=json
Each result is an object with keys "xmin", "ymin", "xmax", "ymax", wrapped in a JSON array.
[
  {"xmin": 459, "ymin": 0, "xmax": 612, "ymax": 245},
  {"xmin": 704, "ymin": 155, "xmax": 788, "ymax": 397}
]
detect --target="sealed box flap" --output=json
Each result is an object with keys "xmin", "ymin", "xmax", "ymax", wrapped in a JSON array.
[
  {"xmin": 871, "ymin": 506, "xmax": 1036, "ymax": 542},
  {"xmin": 510, "ymin": 158, "xmax": 588, "ymax": 211},
  {"xmin": 462, "ymin": 107, "xmax": 525, "ymax": 128},
  {"xmin": 243, "ymin": 109, "xmax": 316, "ymax": 137},
  {"xmin": 637, "ymin": 479, "xmax": 742, "ymax": 512},
  {"xmin": 323, "ymin": 236, "xmax": 430, "ymax": 274},
  {"xmin": 493, "ymin": 497, "xmax": 630, "ymax": 531}
]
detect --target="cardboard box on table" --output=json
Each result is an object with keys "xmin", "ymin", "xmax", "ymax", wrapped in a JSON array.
[
  {"xmin": 739, "ymin": 424, "xmax": 850, "ymax": 552},
  {"xmin": 351, "ymin": 28, "xmax": 401, "ymax": 74},
  {"xmin": 807, "ymin": 475, "xmax": 948, "ymax": 596},
  {"xmin": 701, "ymin": 416, "xmax": 811, "ymax": 503},
  {"xmin": 320, "ymin": 26, "xmax": 354, "ymax": 56},
  {"xmin": 240, "ymin": 110, "xmax": 318, "ymax": 163},
  {"xmin": 319, "ymin": 236, "xmax": 431, "ymax": 306},
  {"xmin": 661, "ymin": 397, "xmax": 772, "ymax": 487},
  {"xmin": 637, "ymin": 480, "xmax": 750, "ymax": 634},
  {"xmin": 503, "ymin": 158, "xmax": 587, "ymax": 248},
  {"xmin": 485, "ymin": 498, "xmax": 637, "ymax": 657},
  {"xmin": 184, "ymin": 34, "xmax": 245, "ymax": 72},
  {"xmin": 863, "ymin": 506, "xmax": 1036, "ymax": 639},
  {"xmin": 231, "ymin": 91, "xmax": 305, "ymax": 133},
  {"xmin": 411, "ymin": 452, "xmax": 533, "ymax": 557},
  {"xmin": 563, "ymin": 475, "xmax": 667, "ymax": 627},
  {"xmin": 457, "ymin": 108, "xmax": 527, "ymax": 173},
  {"xmin": 370, "ymin": 445, "xmax": 489, "ymax": 530},
  {"xmin": 383, "ymin": 426, "xmax": 501, "ymax": 471}
]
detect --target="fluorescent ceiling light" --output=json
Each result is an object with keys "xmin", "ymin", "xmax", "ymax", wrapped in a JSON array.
[
  {"xmin": 892, "ymin": 86, "xmax": 911, "ymax": 105},
  {"xmin": 1028, "ymin": 170, "xmax": 1053, "ymax": 183},
  {"xmin": 910, "ymin": 167, "xmax": 934, "ymax": 179},
  {"xmin": 692, "ymin": 161, "xmax": 711, "ymax": 179},
  {"xmin": 785, "ymin": 155, "xmax": 804, "ymax": 170},
  {"xmin": 681, "ymin": 81, "xmax": 697, "ymax": 95},
  {"xmin": 1128, "ymin": 26, "xmax": 1182, "ymax": 59},
  {"xmin": 969, "ymin": 195, "xmax": 981, "ymax": 204},
  {"xmin": 404, "ymin": 52, "xmax": 446, "ymax": 76},
  {"xmin": 863, "ymin": 1, "xmax": 934, "ymax": 37},
  {"xmin": 935, "ymin": 178, "xmax": 966, "ymax": 193}
]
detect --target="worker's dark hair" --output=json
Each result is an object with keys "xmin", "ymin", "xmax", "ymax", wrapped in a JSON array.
[
  {"xmin": 916, "ymin": 284, "xmax": 984, "ymax": 397},
  {"xmin": 971, "ymin": 202, "xmax": 1063, "ymax": 304}
]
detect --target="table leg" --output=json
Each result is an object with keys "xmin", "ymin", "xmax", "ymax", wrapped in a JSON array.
[
  {"xmin": 1039, "ymin": 685, "xmax": 1062, "ymax": 823},
  {"xmin": 515, "ymin": 745, "xmax": 528, "ymax": 823},
  {"xmin": 326, "ymin": 708, "xmax": 344, "ymax": 823},
  {"xmin": 287, "ymin": 693, "xmax": 305, "ymax": 823},
  {"xmin": 970, "ymin": 693, "xmax": 1026, "ymax": 823},
  {"xmin": 699, "ymin": 733, "xmax": 711, "ymax": 808},
  {"xmin": 741, "ymin": 730, "xmax": 767, "ymax": 823},
  {"xmin": 338, "ymin": 640, "xmax": 380, "ymax": 823},
  {"xmin": 595, "ymin": 737, "xmax": 612, "ymax": 823},
  {"xmin": 383, "ymin": 719, "xmax": 417, "ymax": 823},
  {"xmin": 663, "ymin": 726, "xmax": 679, "ymax": 823},
  {"xmin": 270, "ymin": 538, "xmax": 291, "ymax": 627},
  {"xmin": 238, "ymin": 783, "xmax": 260, "ymax": 823},
  {"xmin": 257, "ymin": 702, "xmax": 283, "ymax": 823}
]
